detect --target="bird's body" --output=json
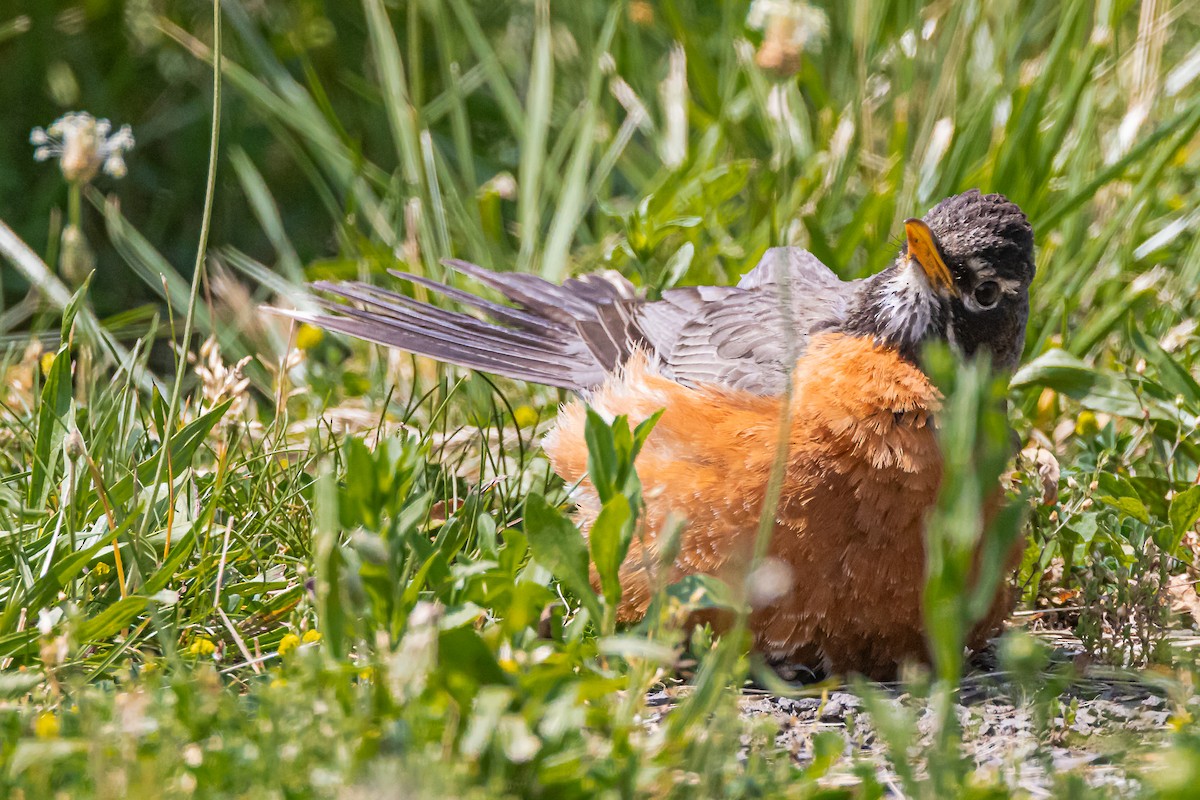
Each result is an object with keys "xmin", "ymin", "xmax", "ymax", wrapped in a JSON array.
[
  {"xmin": 547, "ymin": 334, "xmax": 1015, "ymax": 678},
  {"xmin": 287, "ymin": 190, "xmax": 1036, "ymax": 679}
]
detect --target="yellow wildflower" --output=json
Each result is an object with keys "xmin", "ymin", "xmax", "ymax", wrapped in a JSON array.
[
  {"xmin": 301, "ymin": 629, "xmax": 322, "ymax": 645},
  {"xmin": 1075, "ymin": 410, "xmax": 1100, "ymax": 437},
  {"xmin": 512, "ymin": 405, "xmax": 539, "ymax": 428},
  {"xmin": 1034, "ymin": 388, "xmax": 1057, "ymax": 427},
  {"xmin": 278, "ymin": 633, "xmax": 301, "ymax": 656},
  {"xmin": 40, "ymin": 352, "xmax": 55, "ymax": 377},
  {"xmin": 295, "ymin": 323, "xmax": 324, "ymax": 350},
  {"xmin": 187, "ymin": 637, "xmax": 217, "ymax": 657},
  {"xmin": 33, "ymin": 711, "xmax": 60, "ymax": 739}
]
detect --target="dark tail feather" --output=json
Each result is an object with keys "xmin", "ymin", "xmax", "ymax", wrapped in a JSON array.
[
  {"xmin": 269, "ymin": 261, "xmax": 640, "ymax": 391},
  {"xmin": 441, "ymin": 259, "xmax": 635, "ymax": 324},
  {"xmin": 436, "ymin": 260, "xmax": 645, "ymax": 370}
]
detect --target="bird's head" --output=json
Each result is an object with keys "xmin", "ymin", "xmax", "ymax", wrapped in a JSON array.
[{"xmin": 845, "ymin": 189, "xmax": 1035, "ymax": 371}]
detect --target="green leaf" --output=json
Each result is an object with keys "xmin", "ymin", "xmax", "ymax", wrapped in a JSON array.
[
  {"xmin": 1095, "ymin": 473, "xmax": 1151, "ymax": 524},
  {"xmin": 1010, "ymin": 348, "xmax": 1143, "ymax": 418},
  {"xmin": 1127, "ymin": 476, "xmax": 1173, "ymax": 521},
  {"xmin": 1068, "ymin": 513, "xmax": 1100, "ymax": 545},
  {"xmin": 0, "ymin": 670, "xmax": 43, "ymax": 698},
  {"xmin": 597, "ymin": 634, "xmax": 677, "ymax": 664},
  {"xmin": 60, "ymin": 271, "xmax": 93, "ymax": 343},
  {"xmin": 5, "ymin": 520, "xmax": 137, "ymax": 630},
  {"xmin": 662, "ymin": 242, "xmax": 695, "ymax": 290},
  {"xmin": 588, "ymin": 495, "xmax": 632, "ymax": 607},
  {"xmin": 400, "ymin": 548, "xmax": 447, "ymax": 611},
  {"xmin": 1128, "ymin": 320, "xmax": 1200, "ymax": 407},
  {"xmin": 340, "ymin": 436, "xmax": 377, "ymax": 528},
  {"xmin": 663, "ymin": 573, "xmax": 740, "ymax": 612},
  {"xmin": 75, "ymin": 596, "xmax": 149, "ymax": 642},
  {"xmin": 583, "ymin": 408, "xmax": 619, "ymax": 503},
  {"xmin": 100, "ymin": 399, "xmax": 233, "ymax": 511},
  {"xmin": 631, "ymin": 409, "xmax": 663, "ymax": 462},
  {"xmin": 541, "ymin": 3, "xmax": 621, "ymax": 281},
  {"xmin": 1170, "ymin": 486, "xmax": 1200, "ymax": 541},
  {"xmin": 1067, "ymin": 279, "xmax": 1154, "ymax": 358},
  {"xmin": 314, "ymin": 469, "xmax": 347, "ymax": 659},
  {"xmin": 28, "ymin": 347, "xmax": 73, "ymax": 509},
  {"xmin": 7, "ymin": 740, "xmax": 88, "ymax": 776},
  {"xmin": 0, "ymin": 630, "xmax": 39, "ymax": 662},
  {"xmin": 102, "ymin": 195, "xmax": 216, "ymax": 337},
  {"xmin": 142, "ymin": 530, "xmax": 197, "ymax": 595},
  {"xmin": 523, "ymin": 494, "xmax": 601, "ymax": 622},
  {"xmin": 437, "ymin": 626, "xmax": 510, "ymax": 699},
  {"xmin": 516, "ymin": 0, "xmax": 552, "ymax": 272},
  {"xmin": 149, "ymin": 384, "xmax": 168, "ymax": 440}
]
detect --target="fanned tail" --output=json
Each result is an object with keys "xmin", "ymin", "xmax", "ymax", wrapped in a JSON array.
[{"xmin": 270, "ymin": 259, "xmax": 642, "ymax": 392}]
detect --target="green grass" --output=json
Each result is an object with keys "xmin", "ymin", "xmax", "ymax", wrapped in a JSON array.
[{"xmin": 1, "ymin": 0, "xmax": 1200, "ymax": 796}]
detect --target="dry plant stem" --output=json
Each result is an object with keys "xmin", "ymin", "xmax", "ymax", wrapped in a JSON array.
[
  {"xmin": 85, "ymin": 452, "xmax": 126, "ymax": 598},
  {"xmin": 160, "ymin": 273, "xmax": 177, "ymax": 558},
  {"xmin": 138, "ymin": 0, "xmax": 222, "ymax": 544},
  {"xmin": 164, "ymin": 444, "xmax": 175, "ymax": 557}
]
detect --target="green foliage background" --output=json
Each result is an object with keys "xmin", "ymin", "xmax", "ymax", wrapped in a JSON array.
[{"xmin": 1, "ymin": 0, "xmax": 1200, "ymax": 796}]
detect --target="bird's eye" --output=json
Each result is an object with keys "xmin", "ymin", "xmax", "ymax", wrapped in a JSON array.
[{"xmin": 973, "ymin": 280, "xmax": 1000, "ymax": 308}]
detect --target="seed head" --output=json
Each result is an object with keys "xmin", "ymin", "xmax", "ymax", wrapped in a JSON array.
[{"xmin": 31, "ymin": 111, "xmax": 135, "ymax": 184}]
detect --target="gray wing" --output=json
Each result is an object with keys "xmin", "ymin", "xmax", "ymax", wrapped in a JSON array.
[
  {"xmin": 650, "ymin": 248, "xmax": 858, "ymax": 395},
  {"xmin": 280, "ymin": 248, "xmax": 854, "ymax": 397}
]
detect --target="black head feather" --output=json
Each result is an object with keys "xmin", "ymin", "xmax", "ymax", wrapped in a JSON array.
[
  {"xmin": 923, "ymin": 189, "xmax": 1035, "ymax": 287},
  {"xmin": 841, "ymin": 189, "xmax": 1036, "ymax": 371}
]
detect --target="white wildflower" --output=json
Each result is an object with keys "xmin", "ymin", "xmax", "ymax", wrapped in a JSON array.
[
  {"xmin": 30, "ymin": 111, "xmax": 135, "ymax": 183},
  {"xmin": 182, "ymin": 743, "xmax": 203, "ymax": 768},
  {"xmin": 37, "ymin": 606, "xmax": 63, "ymax": 636}
]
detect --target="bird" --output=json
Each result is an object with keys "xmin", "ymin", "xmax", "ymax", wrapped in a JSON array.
[{"xmin": 281, "ymin": 188, "xmax": 1036, "ymax": 679}]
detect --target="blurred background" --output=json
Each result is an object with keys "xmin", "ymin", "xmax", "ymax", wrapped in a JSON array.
[{"xmin": 3, "ymin": 0, "xmax": 1197, "ymax": 352}]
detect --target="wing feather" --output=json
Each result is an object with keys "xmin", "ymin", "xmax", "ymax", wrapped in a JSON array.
[
  {"xmin": 662, "ymin": 248, "xmax": 857, "ymax": 394},
  {"xmin": 279, "ymin": 247, "xmax": 856, "ymax": 397}
]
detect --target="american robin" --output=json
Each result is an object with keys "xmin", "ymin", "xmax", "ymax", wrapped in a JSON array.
[{"xmin": 287, "ymin": 189, "xmax": 1035, "ymax": 679}]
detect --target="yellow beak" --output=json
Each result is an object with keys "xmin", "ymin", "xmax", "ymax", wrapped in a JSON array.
[{"xmin": 904, "ymin": 218, "xmax": 958, "ymax": 296}]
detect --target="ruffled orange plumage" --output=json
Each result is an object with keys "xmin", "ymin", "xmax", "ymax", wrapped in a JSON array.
[{"xmin": 545, "ymin": 333, "xmax": 1017, "ymax": 678}]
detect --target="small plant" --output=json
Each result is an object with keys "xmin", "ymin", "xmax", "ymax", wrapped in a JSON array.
[{"xmin": 31, "ymin": 111, "xmax": 134, "ymax": 286}]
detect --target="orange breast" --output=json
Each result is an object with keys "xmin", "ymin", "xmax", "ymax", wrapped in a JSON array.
[{"xmin": 542, "ymin": 332, "xmax": 1014, "ymax": 678}]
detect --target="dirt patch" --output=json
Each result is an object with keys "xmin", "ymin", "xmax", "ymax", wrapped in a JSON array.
[{"xmin": 646, "ymin": 630, "xmax": 1193, "ymax": 795}]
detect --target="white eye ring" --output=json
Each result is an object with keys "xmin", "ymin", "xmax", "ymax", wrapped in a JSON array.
[{"xmin": 973, "ymin": 280, "xmax": 1000, "ymax": 308}]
